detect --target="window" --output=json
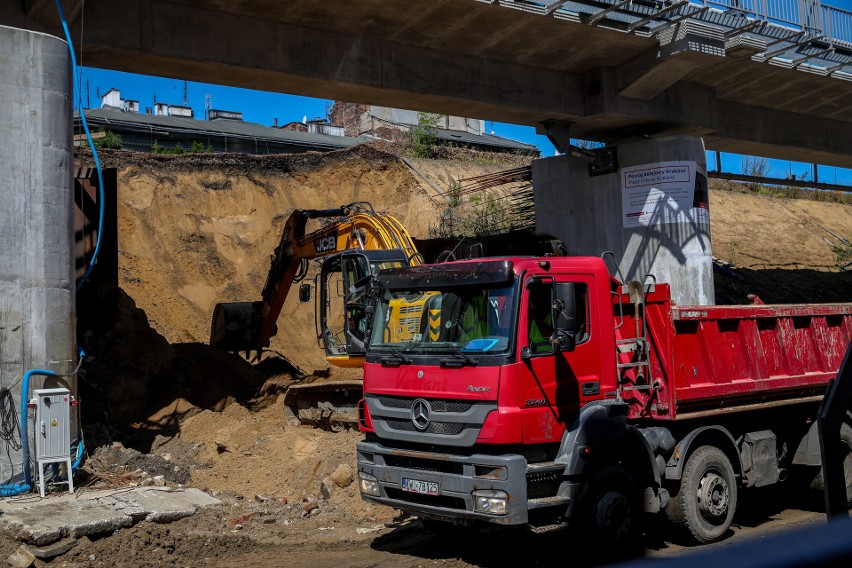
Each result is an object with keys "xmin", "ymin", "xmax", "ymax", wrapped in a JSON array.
[
  {"xmin": 526, "ymin": 280, "xmax": 591, "ymax": 355},
  {"xmin": 527, "ymin": 282, "xmax": 554, "ymax": 354}
]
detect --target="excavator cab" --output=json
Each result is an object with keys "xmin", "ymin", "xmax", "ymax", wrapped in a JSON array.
[
  {"xmin": 318, "ymin": 249, "xmax": 409, "ymax": 366},
  {"xmin": 210, "ymin": 202, "xmax": 422, "ymax": 367}
]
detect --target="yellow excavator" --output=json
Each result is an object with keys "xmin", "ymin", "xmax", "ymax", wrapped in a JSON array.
[
  {"xmin": 210, "ymin": 201, "xmax": 565, "ymax": 427},
  {"xmin": 210, "ymin": 201, "xmax": 424, "ymax": 368}
]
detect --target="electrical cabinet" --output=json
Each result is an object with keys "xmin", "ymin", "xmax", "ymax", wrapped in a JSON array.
[{"xmin": 32, "ymin": 388, "xmax": 73, "ymax": 496}]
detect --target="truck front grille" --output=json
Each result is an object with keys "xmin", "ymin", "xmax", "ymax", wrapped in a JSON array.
[
  {"xmin": 386, "ymin": 419, "xmax": 464, "ymax": 436},
  {"xmin": 377, "ymin": 396, "xmax": 472, "ymax": 413},
  {"xmin": 366, "ymin": 394, "xmax": 496, "ymax": 447}
]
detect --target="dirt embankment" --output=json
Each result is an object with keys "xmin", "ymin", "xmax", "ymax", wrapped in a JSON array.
[
  {"xmin": 74, "ymin": 143, "xmax": 851, "ymax": 520},
  {"xmin": 76, "ymin": 144, "xmax": 544, "ymax": 505}
]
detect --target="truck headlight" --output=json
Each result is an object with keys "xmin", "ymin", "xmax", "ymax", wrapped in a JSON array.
[
  {"xmin": 472, "ymin": 490, "xmax": 508, "ymax": 515},
  {"xmin": 359, "ymin": 472, "xmax": 380, "ymax": 497}
]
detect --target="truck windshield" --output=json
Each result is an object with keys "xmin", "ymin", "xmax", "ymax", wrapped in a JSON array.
[{"xmin": 369, "ymin": 284, "xmax": 516, "ymax": 355}]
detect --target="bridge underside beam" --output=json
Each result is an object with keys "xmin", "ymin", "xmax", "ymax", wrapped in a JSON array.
[{"xmin": 6, "ymin": 0, "xmax": 852, "ymax": 168}]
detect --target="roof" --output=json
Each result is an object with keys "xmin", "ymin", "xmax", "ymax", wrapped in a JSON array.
[
  {"xmin": 78, "ymin": 106, "xmax": 539, "ymax": 155},
  {"xmin": 76, "ymin": 107, "xmax": 361, "ymax": 152},
  {"xmin": 434, "ymin": 128, "xmax": 538, "ymax": 153},
  {"xmin": 365, "ymin": 109, "xmax": 538, "ymax": 153}
]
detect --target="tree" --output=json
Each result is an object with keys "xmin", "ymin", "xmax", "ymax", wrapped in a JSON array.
[
  {"xmin": 411, "ymin": 112, "xmax": 441, "ymax": 158},
  {"xmin": 742, "ymin": 155, "xmax": 770, "ymax": 191}
]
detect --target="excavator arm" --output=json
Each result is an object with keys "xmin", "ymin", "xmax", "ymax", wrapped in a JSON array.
[{"xmin": 210, "ymin": 202, "xmax": 421, "ymax": 362}]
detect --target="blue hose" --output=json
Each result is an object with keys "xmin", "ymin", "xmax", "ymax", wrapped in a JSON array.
[
  {"xmin": 54, "ymin": 0, "xmax": 105, "ymax": 292},
  {"xmin": 72, "ymin": 435, "xmax": 84, "ymax": 470}
]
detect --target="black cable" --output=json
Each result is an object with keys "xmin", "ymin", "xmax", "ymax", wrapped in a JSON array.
[
  {"xmin": 0, "ymin": 389, "xmax": 21, "ymax": 452},
  {"xmin": 0, "ymin": 388, "xmax": 22, "ymax": 484}
]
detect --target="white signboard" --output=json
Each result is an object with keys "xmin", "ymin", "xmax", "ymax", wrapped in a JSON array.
[{"xmin": 621, "ymin": 161, "xmax": 697, "ymax": 228}]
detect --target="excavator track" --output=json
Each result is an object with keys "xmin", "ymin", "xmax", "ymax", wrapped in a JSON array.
[{"xmin": 283, "ymin": 379, "xmax": 363, "ymax": 430}]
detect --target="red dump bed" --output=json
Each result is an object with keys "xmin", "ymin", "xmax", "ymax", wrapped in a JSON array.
[{"xmin": 616, "ymin": 285, "xmax": 852, "ymax": 420}]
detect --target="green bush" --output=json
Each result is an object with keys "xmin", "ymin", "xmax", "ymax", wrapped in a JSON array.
[
  {"xmin": 152, "ymin": 141, "xmax": 185, "ymax": 155},
  {"xmin": 411, "ymin": 113, "xmax": 441, "ymax": 158},
  {"xmin": 189, "ymin": 140, "xmax": 213, "ymax": 153},
  {"xmin": 89, "ymin": 130, "xmax": 122, "ymax": 150},
  {"xmin": 833, "ymin": 241, "xmax": 852, "ymax": 271}
]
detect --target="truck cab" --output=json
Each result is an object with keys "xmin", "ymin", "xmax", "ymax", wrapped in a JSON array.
[{"xmin": 356, "ymin": 257, "xmax": 640, "ymax": 533}]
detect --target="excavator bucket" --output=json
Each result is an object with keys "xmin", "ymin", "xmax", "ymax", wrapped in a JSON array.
[{"xmin": 210, "ymin": 301, "xmax": 265, "ymax": 353}]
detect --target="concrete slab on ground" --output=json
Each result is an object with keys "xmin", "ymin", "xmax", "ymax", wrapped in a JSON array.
[{"xmin": 0, "ymin": 487, "xmax": 220, "ymax": 546}]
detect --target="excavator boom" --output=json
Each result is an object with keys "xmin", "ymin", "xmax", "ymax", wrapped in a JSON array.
[{"xmin": 210, "ymin": 202, "xmax": 421, "ymax": 364}]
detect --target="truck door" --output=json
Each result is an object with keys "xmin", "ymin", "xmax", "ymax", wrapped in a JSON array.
[{"xmin": 519, "ymin": 276, "xmax": 599, "ymax": 444}]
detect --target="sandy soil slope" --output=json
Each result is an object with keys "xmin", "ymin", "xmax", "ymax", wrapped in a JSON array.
[{"xmin": 30, "ymin": 143, "xmax": 848, "ymax": 567}]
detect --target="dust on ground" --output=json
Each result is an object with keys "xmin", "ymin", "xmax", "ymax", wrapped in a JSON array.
[{"xmin": 22, "ymin": 142, "xmax": 848, "ymax": 566}]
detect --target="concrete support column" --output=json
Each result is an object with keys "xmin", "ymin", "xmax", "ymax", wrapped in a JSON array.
[
  {"xmin": 532, "ymin": 136, "xmax": 713, "ymax": 306},
  {"xmin": 0, "ymin": 26, "xmax": 76, "ymax": 483}
]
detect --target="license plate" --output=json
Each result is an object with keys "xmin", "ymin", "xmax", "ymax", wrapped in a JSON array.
[{"xmin": 401, "ymin": 478, "xmax": 439, "ymax": 496}]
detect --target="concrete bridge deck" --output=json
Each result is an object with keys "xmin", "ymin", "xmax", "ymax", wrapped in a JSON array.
[{"xmin": 4, "ymin": 0, "xmax": 852, "ymax": 166}]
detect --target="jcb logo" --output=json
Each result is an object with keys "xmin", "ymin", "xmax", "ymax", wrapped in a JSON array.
[{"xmin": 315, "ymin": 236, "xmax": 336, "ymax": 253}]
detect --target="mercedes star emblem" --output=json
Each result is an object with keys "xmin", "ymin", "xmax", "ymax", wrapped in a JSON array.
[{"xmin": 411, "ymin": 398, "xmax": 431, "ymax": 431}]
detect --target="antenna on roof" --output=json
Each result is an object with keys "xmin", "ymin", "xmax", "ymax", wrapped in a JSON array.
[
  {"xmin": 183, "ymin": 81, "xmax": 188, "ymax": 106},
  {"xmin": 205, "ymin": 94, "xmax": 212, "ymax": 120}
]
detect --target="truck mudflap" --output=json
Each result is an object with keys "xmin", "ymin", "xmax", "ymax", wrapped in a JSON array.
[{"xmin": 356, "ymin": 439, "xmax": 533, "ymax": 525}]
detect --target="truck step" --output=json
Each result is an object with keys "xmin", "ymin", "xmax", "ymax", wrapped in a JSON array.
[
  {"xmin": 528, "ymin": 495, "xmax": 570, "ymax": 509},
  {"xmin": 616, "ymin": 338, "xmax": 647, "ymax": 346},
  {"xmin": 617, "ymin": 361, "xmax": 650, "ymax": 368},
  {"xmin": 526, "ymin": 461, "xmax": 566, "ymax": 474},
  {"xmin": 528, "ymin": 521, "xmax": 568, "ymax": 534}
]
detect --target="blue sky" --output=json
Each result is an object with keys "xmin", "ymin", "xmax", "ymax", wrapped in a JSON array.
[{"xmin": 80, "ymin": 35, "xmax": 852, "ymax": 185}]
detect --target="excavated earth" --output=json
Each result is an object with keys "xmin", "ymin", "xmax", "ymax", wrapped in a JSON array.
[{"xmin": 4, "ymin": 143, "xmax": 849, "ymax": 567}]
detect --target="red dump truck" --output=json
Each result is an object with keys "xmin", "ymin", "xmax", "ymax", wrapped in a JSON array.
[{"xmin": 355, "ymin": 256, "xmax": 852, "ymax": 544}]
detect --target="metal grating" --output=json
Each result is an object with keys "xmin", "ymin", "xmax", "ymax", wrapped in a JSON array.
[
  {"xmin": 385, "ymin": 419, "xmax": 466, "ymax": 435},
  {"xmin": 376, "ymin": 396, "xmax": 473, "ymax": 413},
  {"xmin": 485, "ymin": 1, "xmax": 852, "ymax": 75}
]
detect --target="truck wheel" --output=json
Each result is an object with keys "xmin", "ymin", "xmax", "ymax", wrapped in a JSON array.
[
  {"xmin": 668, "ymin": 445, "xmax": 737, "ymax": 544},
  {"xmin": 579, "ymin": 466, "xmax": 641, "ymax": 544},
  {"xmin": 809, "ymin": 423, "xmax": 852, "ymax": 507}
]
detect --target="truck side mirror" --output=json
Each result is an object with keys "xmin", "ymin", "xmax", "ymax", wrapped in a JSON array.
[
  {"xmin": 552, "ymin": 283, "xmax": 578, "ymax": 352},
  {"xmin": 298, "ymin": 283, "xmax": 312, "ymax": 303}
]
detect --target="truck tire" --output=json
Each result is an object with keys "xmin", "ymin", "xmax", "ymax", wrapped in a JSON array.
[
  {"xmin": 578, "ymin": 465, "xmax": 642, "ymax": 545},
  {"xmin": 666, "ymin": 445, "xmax": 737, "ymax": 544},
  {"xmin": 809, "ymin": 422, "xmax": 852, "ymax": 507}
]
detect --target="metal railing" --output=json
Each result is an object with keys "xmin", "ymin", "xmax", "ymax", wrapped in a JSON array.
[
  {"xmin": 527, "ymin": 1, "xmax": 852, "ymax": 46},
  {"xmin": 822, "ymin": 2, "xmax": 852, "ymax": 46},
  {"xmin": 695, "ymin": 0, "xmax": 852, "ymax": 43},
  {"xmin": 515, "ymin": 0, "xmax": 852, "ymax": 69}
]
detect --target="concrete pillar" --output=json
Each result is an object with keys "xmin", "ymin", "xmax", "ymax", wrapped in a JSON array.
[
  {"xmin": 0, "ymin": 26, "xmax": 76, "ymax": 483},
  {"xmin": 532, "ymin": 136, "xmax": 713, "ymax": 306}
]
